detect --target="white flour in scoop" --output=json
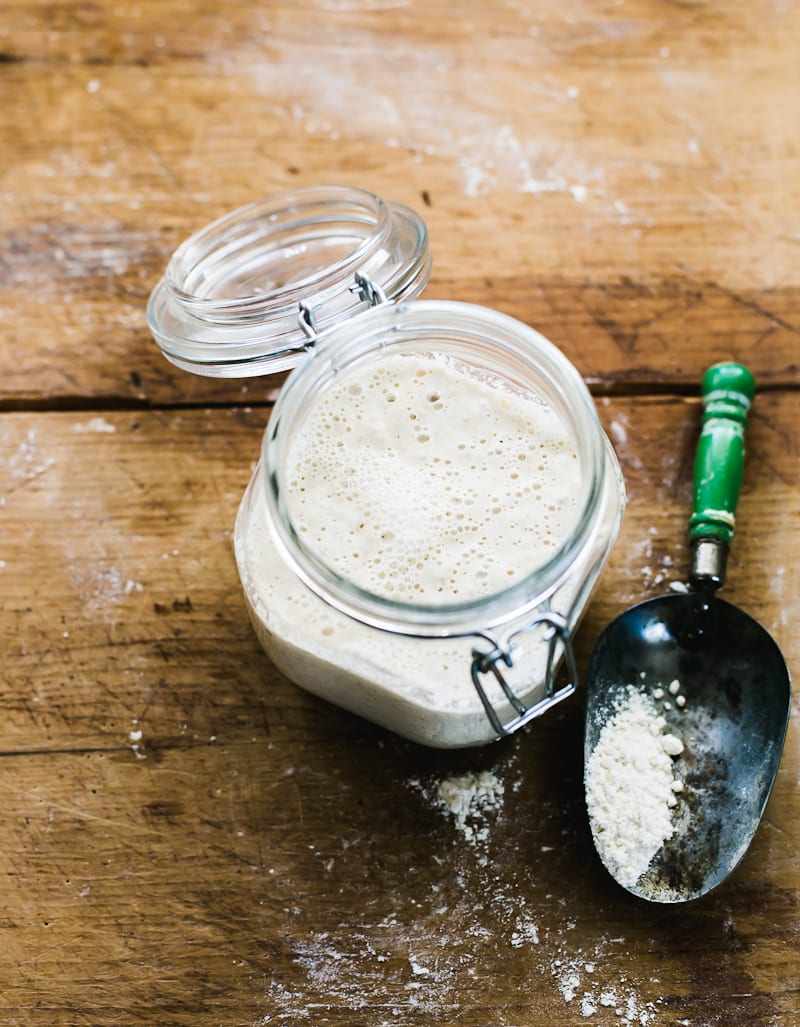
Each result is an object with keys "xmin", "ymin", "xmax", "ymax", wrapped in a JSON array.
[{"xmin": 585, "ymin": 686, "xmax": 684, "ymax": 888}]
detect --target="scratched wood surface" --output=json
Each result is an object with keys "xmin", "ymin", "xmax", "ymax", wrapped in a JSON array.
[{"xmin": 1, "ymin": 1, "xmax": 798, "ymax": 1024}]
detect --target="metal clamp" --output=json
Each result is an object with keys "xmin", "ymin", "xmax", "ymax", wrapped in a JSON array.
[
  {"xmin": 298, "ymin": 272, "xmax": 388, "ymax": 343},
  {"xmin": 470, "ymin": 612, "xmax": 578, "ymax": 738},
  {"xmin": 351, "ymin": 271, "xmax": 388, "ymax": 307},
  {"xmin": 298, "ymin": 302, "xmax": 319, "ymax": 344}
]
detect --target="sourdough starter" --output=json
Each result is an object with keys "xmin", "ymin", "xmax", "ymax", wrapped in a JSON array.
[{"xmin": 236, "ymin": 351, "xmax": 592, "ymax": 747}]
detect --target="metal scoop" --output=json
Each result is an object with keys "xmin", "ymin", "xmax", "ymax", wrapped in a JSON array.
[{"xmin": 584, "ymin": 363, "xmax": 791, "ymax": 903}]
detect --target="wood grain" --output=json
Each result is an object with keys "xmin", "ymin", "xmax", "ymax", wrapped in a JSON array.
[
  {"xmin": 1, "ymin": 398, "xmax": 797, "ymax": 754},
  {"xmin": 0, "ymin": 401, "xmax": 797, "ymax": 1023},
  {"xmin": 2, "ymin": 1, "xmax": 799, "ymax": 404},
  {"xmin": 2, "ymin": 0, "xmax": 799, "ymax": 1022}
]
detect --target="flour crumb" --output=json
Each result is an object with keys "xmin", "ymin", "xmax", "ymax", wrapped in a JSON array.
[
  {"xmin": 662, "ymin": 733, "xmax": 684, "ymax": 756},
  {"xmin": 74, "ymin": 417, "xmax": 116, "ymax": 434},
  {"xmin": 509, "ymin": 913, "xmax": 539, "ymax": 948},
  {"xmin": 585, "ymin": 687, "xmax": 684, "ymax": 887},
  {"xmin": 435, "ymin": 770, "xmax": 504, "ymax": 848},
  {"xmin": 600, "ymin": 988, "xmax": 618, "ymax": 1007},
  {"xmin": 409, "ymin": 957, "xmax": 431, "ymax": 976},
  {"xmin": 559, "ymin": 969, "xmax": 581, "ymax": 1002},
  {"xmin": 129, "ymin": 719, "xmax": 146, "ymax": 759}
]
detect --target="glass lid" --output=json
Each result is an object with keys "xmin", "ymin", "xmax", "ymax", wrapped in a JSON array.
[{"xmin": 146, "ymin": 185, "xmax": 432, "ymax": 378}]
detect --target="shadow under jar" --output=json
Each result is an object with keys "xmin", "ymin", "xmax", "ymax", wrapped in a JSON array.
[{"xmin": 147, "ymin": 185, "xmax": 625, "ymax": 748}]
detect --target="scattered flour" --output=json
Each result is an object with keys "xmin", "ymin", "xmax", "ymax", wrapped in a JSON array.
[
  {"xmin": 81, "ymin": 565, "xmax": 128, "ymax": 611},
  {"xmin": 549, "ymin": 953, "xmax": 657, "ymax": 1023},
  {"xmin": 559, "ymin": 968, "xmax": 581, "ymax": 1002},
  {"xmin": 585, "ymin": 686, "xmax": 684, "ymax": 888},
  {"xmin": 434, "ymin": 770, "xmax": 504, "ymax": 848},
  {"xmin": 260, "ymin": 759, "xmax": 668, "ymax": 1024},
  {"xmin": 74, "ymin": 417, "xmax": 116, "ymax": 434},
  {"xmin": 509, "ymin": 913, "xmax": 540, "ymax": 948},
  {"xmin": 1, "ymin": 429, "xmax": 56, "ymax": 490},
  {"xmin": 218, "ymin": 33, "xmax": 605, "ymax": 201},
  {"xmin": 129, "ymin": 719, "xmax": 146, "ymax": 759}
]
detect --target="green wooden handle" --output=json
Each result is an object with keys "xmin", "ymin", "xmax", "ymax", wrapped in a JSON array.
[{"xmin": 688, "ymin": 362, "xmax": 755, "ymax": 545}]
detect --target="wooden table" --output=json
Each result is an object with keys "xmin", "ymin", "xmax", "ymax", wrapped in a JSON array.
[{"xmin": 2, "ymin": 2, "xmax": 798, "ymax": 1023}]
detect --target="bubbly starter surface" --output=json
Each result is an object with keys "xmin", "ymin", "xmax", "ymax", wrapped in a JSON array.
[
  {"xmin": 239, "ymin": 351, "xmax": 588, "ymax": 746},
  {"xmin": 285, "ymin": 353, "xmax": 581, "ymax": 603}
]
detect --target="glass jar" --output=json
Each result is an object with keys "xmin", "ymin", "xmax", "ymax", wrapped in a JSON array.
[{"xmin": 148, "ymin": 185, "xmax": 625, "ymax": 748}]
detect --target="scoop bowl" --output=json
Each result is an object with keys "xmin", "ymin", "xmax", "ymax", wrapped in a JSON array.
[{"xmin": 585, "ymin": 591, "xmax": 790, "ymax": 902}]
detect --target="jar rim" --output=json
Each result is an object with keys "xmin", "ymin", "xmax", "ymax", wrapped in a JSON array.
[
  {"xmin": 146, "ymin": 185, "xmax": 431, "ymax": 378},
  {"xmin": 164, "ymin": 186, "xmax": 392, "ymax": 314},
  {"xmin": 262, "ymin": 299, "xmax": 608, "ymax": 638}
]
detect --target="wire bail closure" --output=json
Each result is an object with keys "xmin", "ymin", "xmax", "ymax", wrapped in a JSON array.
[
  {"xmin": 299, "ymin": 272, "xmax": 389, "ymax": 344},
  {"xmin": 470, "ymin": 612, "xmax": 578, "ymax": 738}
]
